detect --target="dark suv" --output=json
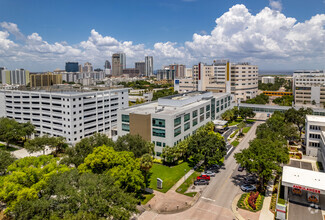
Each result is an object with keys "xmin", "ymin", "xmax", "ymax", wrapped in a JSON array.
[{"xmin": 194, "ymin": 179, "xmax": 209, "ymax": 185}]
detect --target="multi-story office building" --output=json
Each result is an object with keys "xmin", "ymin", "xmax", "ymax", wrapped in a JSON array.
[
  {"xmin": 112, "ymin": 53, "xmax": 126, "ymax": 76},
  {"xmin": 135, "ymin": 62, "xmax": 145, "ymax": 75},
  {"xmin": 169, "ymin": 64, "xmax": 186, "ymax": 78},
  {"xmin": 305, "ymin": 115, "xmax": 325, "ymax": 164},
  {"xmin": 83, "ymin": 62, "xmax": 93, "ymax": 73},
  {"xmin": 122, "ymin": 68, "xmax": 140, "ymax": 77},
  {"xmin": 1, "ymin": 69, "xmax": 30, "ymax": 86},
  {"xmin": 0, "ymin": 88, "xmax": 128, "ymax": 144},
  {"xmin": 30, "ymin": 72, "xmax": 62, "ymax": 87},
  {"xmin": 174, "ymin": 61, "xmax": 258, "ymax": 101},
  {"xmin": 293, "ymin": 70, "xmax": 325, "ymax": 107},
  {"xmin": 145, "ymin": 56, "xmax": 153, "ymax": 77},
  {"xmin": 65, "ymin": 62, "xmax": 79, "ymax": 72},
  {"xmin": 104, "ymin": 60, "xmax": 111, "ymax": 69},
  {"xmin": 156, "ymin": 68, "xmax": 175, "ymax": 81},
  {"xmin": 117, "ymin": 91, "xmax": 233, "ymax": 156},
  {"xmin": 185, "ymin": 68, "xmax": 192, "ymax": 78},
  {"xmin": 261, "ymin": 76, "xmax": 275, "ymax": 84}
]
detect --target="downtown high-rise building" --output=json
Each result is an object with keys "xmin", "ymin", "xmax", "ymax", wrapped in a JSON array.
[
  {"xmin": 83, "ymin": 62, "xmax": 93, "ymax": 73},
  {"xmin": 112, "ymin": 53, "xmax": 126, "ymax": 76},
  {"xmin": 168, "ymin": 64, "xmax": 186, "ymax": 78},
  {"xmin": 104, "ymin": 60, "xmax": 111, "ymax": 69},
  {"xmin": 135, "ymin": 62, "xmax": 145, "ymax": 75},
  {"xmin": 65, "ymin": 62, "xmax": 79, "ymax": 72},
  {"xmin": 145, "ymin": 56, "xmax": 153, "ymax": 77},
  {"xmin": 1, "ymin": 69, "xmax": 30, "ymax": 85}
]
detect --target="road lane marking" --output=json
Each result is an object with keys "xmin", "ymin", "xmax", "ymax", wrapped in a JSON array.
[{"xmin": 201, "ymin": 197, "xmax": 216, "ymax": 202}]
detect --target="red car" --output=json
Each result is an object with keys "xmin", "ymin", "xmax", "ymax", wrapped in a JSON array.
[{"xmin": 197, "ymin": 175, "xmax": 210, "ymax": 181}]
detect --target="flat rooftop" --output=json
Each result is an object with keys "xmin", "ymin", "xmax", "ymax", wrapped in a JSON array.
[
  {"xmin": 123, "ymin": 92, "xmax": 229, "ymax": 116},
  {"xmin": 306, "ymin": 115, "xmax": 325, "ymax": 123},
  {"xmin": 282, "ymin": 166, "xmax": 325, "ymax": 192}
]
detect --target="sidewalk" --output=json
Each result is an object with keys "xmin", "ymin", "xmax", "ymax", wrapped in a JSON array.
[
  {"xmin": 145, "ymin": 169, "xmax": 198, "ymax": 213},
  {"xmin": 259, "ymin": 179, "xmax": 275, "ymax": 220}
]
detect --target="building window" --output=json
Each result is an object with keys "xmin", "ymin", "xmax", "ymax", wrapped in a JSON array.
[
  {"xmin": 221, "ymin": 99, "xmax": 224, "ymax": 104},
  {"xmin": 216, "ymin": 101, "xmax": 220, "ymax": 106},
  {"xmin": 122, "ymin": 114, "xmax": 129, "ymax": 123},
  {"xmin": 184, "ymin": 122, "xmax": 190, "ymax": 131},
  {"xmin": 206, "ymin": 105, "xmax": 210, "ymax": 111},
  {"xmin": 174, "ymin": 127, "xmax": 181, "ymax": 137},
  {"xmin": 309, "ymin": 142, "xmax": 320, "ymax": 147},
  {"xmin": 310, "ymin": 125, "xmax": 320, "ymax": 130},
  {"xmin": 184, "ymin": 113, "xmax": 190, "ymax": 122},
  {"xmin": 157, "ymin": 142, "xmax": 162, "ymax": 147},
  {"xmin": 156, "ymin": 152, "xmax": 162, "ymax": 156},
  {"xmin": 163, "ymin": 143, "xmax": 166, "ymax": 147},
  {"xmin": 200, "ymin": 114, "xmax": 204, "ymax": 122},
  {"xmin": 174, "ymin": 117, "xmax": 181, "ymax": 127},
  {"xmin": 309, "ymin": 133, "xmax": 320, "ymax": 139},
  {"xmin": 206, "ymin": 111, "xmax": 210, "ymax": 119},
  {"xmin": 152, "ymin": 118, "xmax": 165, "ymax": 127},
  {"xmin": 200, "ymin": 107, "xmax": 204, "ymax": 114},
  {"xmin": 193, "ymin": 118, "xmax": 198, "ymax": 126},
  {"xmin": 153, "ymin": 128, "xmax": 166, "ymax": 138},
  {"xmin": 122, "ymin": 123, "xmax": 130, "ymax": 131},
  {"xmin": 192, "ymin": 110, "xmax": 198, "ymax": 118}
]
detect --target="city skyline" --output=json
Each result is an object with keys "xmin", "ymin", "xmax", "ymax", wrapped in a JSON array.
[{"xmin": 0, "ymin": 0, "xmax": 324, "ymax": 71}]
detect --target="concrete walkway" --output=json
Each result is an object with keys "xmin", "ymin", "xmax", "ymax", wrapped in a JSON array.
[
  {"xmin": 145, "ymin": 169, "xmax": 197, "ymax": 213},
  {"xmin": 259, "ymin": 179, "xmax": 275, "ymax": 220},
  {"xmin": 12, "ymin": 146, "xmax": 54, "ymax": 159}
]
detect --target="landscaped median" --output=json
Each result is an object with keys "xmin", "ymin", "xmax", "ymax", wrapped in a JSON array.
[
  {"xmin": 149, "ymin": 162, "xmax": 191, "ymax": 193},
  {"xmin": 176, "ymin": 171, "xmax": 201, "ymax": 197},
  {"xmin": 237, "ymin": 192, "xmax": 264, "ymax": 212}
]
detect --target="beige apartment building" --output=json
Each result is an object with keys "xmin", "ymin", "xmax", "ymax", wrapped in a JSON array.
[
  {"xmin": 30, "ymin": 72, "xmax": 62, "ymax": 88},
  {"xmin": 174, "ymin": 60, "xmax": 258, "ymax": 101}
]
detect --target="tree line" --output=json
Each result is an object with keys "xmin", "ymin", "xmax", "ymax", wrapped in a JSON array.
[
  {"xmin": 0, "ymin": 133, "xmax": 155, "ymax": 219},
  {"xmin": 234, "ymin": 107, "xmax": 312, "ymax": 193}
]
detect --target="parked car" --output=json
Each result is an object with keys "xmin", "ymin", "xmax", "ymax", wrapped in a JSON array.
[
  {"xmin": 244, "ymin": 176, "xmax": 257, "ymax": 184},
  {"xmin": 201, "ymin": 171, "xmax": 216, "ymax": 177},
  {"xmin": 238, "ymin": 165, "xmax": 244, "ymax": 172},
  {"xmin": 240, "ymin": 184, "xmax": 256, "ymax": 192},
  {"xmin": 194, "ymin": 179, "xmax": 209, "ymax": 185},
  {"xmin": 197, "ymin": 175, "xmax": 210, "ymax": 181},
  {"xmin": 208, "ymin": 164, "xmax": 221, "ymax": 171}
]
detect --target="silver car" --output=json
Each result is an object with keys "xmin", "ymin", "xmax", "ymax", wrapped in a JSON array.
[
  {"xmin": 201, "ymin": 170, "xmax": 216, "ymax": 177},
  {"xmin": 240, "ymin": 184, "xmax": 256, "ymax": 192}
]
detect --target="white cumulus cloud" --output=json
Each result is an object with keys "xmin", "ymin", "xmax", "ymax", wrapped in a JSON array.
[{"xmin": 0, "ymin": 3, "xmax": 324, "ymax": 71}]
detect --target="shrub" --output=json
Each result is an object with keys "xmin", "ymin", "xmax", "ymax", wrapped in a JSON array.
[
  {"xmin": 230, "ymin": 129, "xmax": 239, "ymax": 138},
  {"xmin": 153, "ymin": 158, "xmax": 163, "ymax": 164},
  {"xmin": 248, "ymin": 192, "xmax": 259, "ymax": 210}
]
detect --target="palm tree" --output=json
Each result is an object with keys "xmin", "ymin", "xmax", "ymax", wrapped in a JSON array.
[{"xmin": 140, "ymin": 154, "xmax": 153, "ymax": 188}]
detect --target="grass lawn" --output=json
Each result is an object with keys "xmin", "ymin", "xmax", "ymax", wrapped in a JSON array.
[
  {"xmin": 231, "ymin": 140, "xmax": 240, "ymax": 147},
  {"xmin": 243, "ymin": 127, "xmax": 251, "ymax": 133},
  {"xmin": 149, "ymin": 162, "xmax": 191, "ymax": 193},
  {"xmin": 184, "ymin": 192, "xmax": 197, "ymax": 197},
  {"xmin": 140, "ymin": 193, "xmax": 155, "ymax": 205},
  {"xmin": 176, "ymin": 171, "xmax": 201, "ymax": 195},
  {"xmin": 0, "ymin": 143, "xmax": 18, "ymax": 152},
  {"xmin": 228, "ymin": 118, "xmax": 244, "ymax": 126}
]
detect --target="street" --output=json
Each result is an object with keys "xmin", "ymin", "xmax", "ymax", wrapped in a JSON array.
[{"xmin": 139, "ymin": 113, "xmax": 267, "ymax": 220}]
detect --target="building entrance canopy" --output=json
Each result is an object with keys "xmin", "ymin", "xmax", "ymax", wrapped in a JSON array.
[{"xmin": 282, "ymin": 166, "xmax": 325, "ymax": 195}]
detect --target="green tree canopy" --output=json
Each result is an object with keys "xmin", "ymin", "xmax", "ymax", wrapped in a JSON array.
[
  {"xmin": 10, "ymin": 169, "xmax": 138, "ymax": 220},
  {"xmin": 0, "ymin": 149, "xmax": 16, "ymax": 174},
  {"xmin": 0, "ymin": 117, "xmax": 20, "ymax": 147},
  {"xmin": 78, "ymin": 145, "xmax": 145, "ymax": 193},
  {"xmin": 239, "ymin": 108, "xmax": 256, "ymax": 121},
  {"xmin": 140, "ymin": 153, "xmax": 153, "ymax": 187},
  {"xmin": 235, "ymin": 138, "xmax": 289, "ymax": 192},
  {"xmin": 0, "ymin": 155, "xmax": 70, "ymax": 214},
  {"xmin": 61, "ymin": 133, "xmax": 115, "ymax": 167},
  {"xmin": 285, "ymin": 107, "xmax": 313, "ymax": 138},
  {"xmin": 115, "ymin": 134, "xmax": 154, "ymax": 158},
  {"xmin": 188, "ymin": 122, "xmax": 227, "ymax": 167}
]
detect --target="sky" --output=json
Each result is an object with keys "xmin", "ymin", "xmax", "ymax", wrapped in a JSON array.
[{"xmin": 0, "ymin": 0, "xmax": 324, "ymax": 72}]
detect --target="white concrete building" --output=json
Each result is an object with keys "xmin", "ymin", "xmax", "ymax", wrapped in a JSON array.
[
  {"xmin": 117, "ymin": 91, "xmax": 233, "ymax": 156},
  {"xmin": 0, "ymin": 88, "xmax": 128, "ymax": 144},
  {"xmin": 305, "ymin": 115, "xmax": 325, "ymax": 164},
  {"xmin": 293, "ymin": 70, "xmax": 325, "ymax": 107},
  {"xmin": 261, "ymin": 76, "xmax": 275, "ymax": 84},
  {"xmin": 174, "ymin": 61, "xmax": 258, "ymax": 102}
]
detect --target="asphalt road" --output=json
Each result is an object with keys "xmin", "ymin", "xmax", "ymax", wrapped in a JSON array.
[{"xmin": 139, "ymin": 113, "xmax": 267, "ymax": 220}]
